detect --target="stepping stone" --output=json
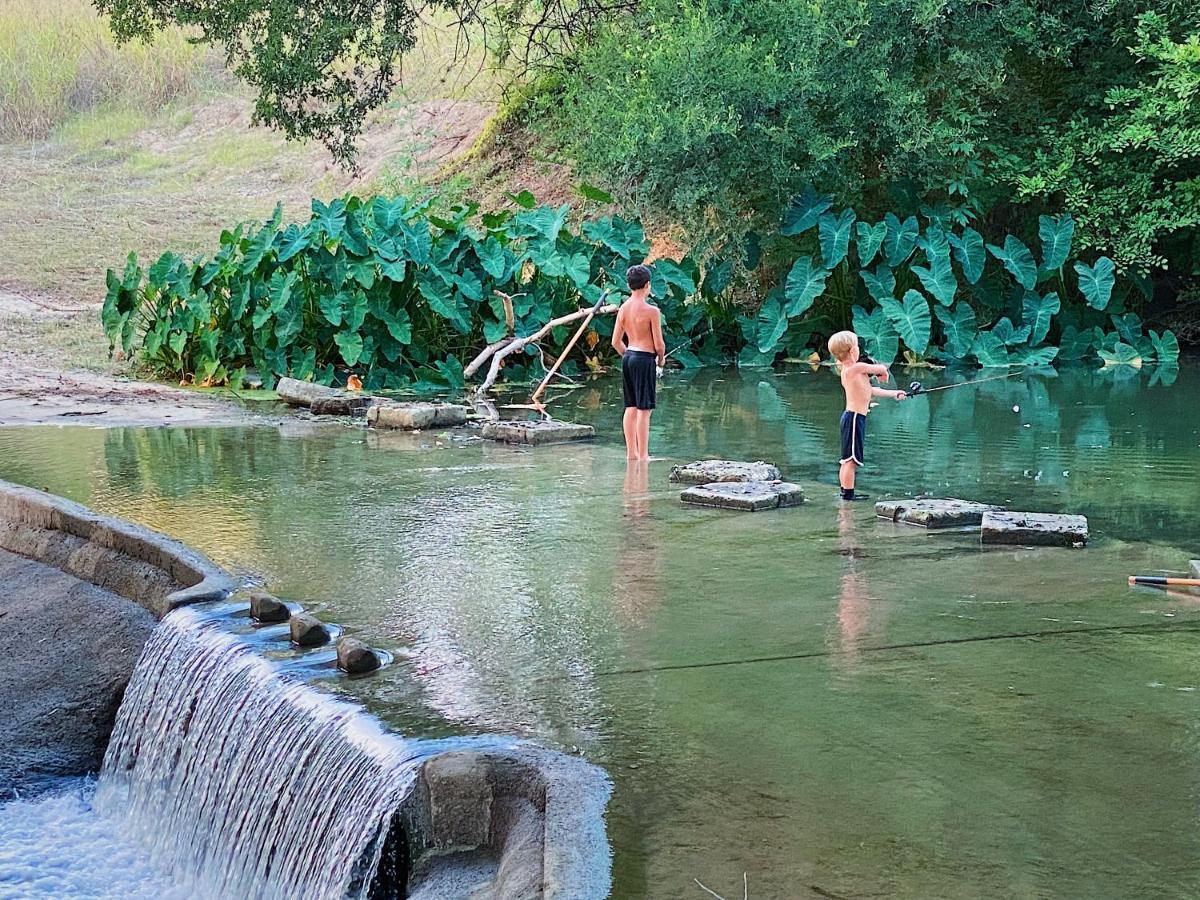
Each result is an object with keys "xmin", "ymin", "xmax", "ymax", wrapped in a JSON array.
[
  {"xmin": 336, "ymin": 637, "xmax": 383, "ymax": 675},
  {"xmin": 481, "ymin": 420, "xmax": 595, "ymax": 446},
  {"xmin": 290, "ymin": 612, "xmax": 332, "ymax": 647},
  {"xmin": 248, "ymin": 590, "xmax": 289, "ymax": 623},
  {"xmin": 368, "ymin": 402, "xmax": 471, "ymax": 430},
  {"xmin": 680, "ymin": 481, "xmax": 804, "ymax": 511},
  {"xmin": 310, "ymin": 395, "xmax": 379, "ymax": 416},
  {"xmin": 1191, "ymin": 560, "xmax": 1200, "ymax": 579},
  {"xmin": 876, "ymin": 498, "xmax": 1003, "ymax": 529},
  {"xmin": 668, "ymin": 459, "xmax": 780, "ymax": 484},
  {"xmin": 980, "ymin": 511, "xmax": 1089, "ymax": 547},
  {"xmin": 275, "ymin": 377, "xmax": 347, "ymax": 407}
]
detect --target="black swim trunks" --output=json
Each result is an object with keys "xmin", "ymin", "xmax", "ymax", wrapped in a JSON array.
[
  {"xmin": 839, "ymin": 410, "xmax": 866, "ymax": 466},
  {"xmin": 622, "ymin": 350, "xmax": 657, "ymax": 410}
]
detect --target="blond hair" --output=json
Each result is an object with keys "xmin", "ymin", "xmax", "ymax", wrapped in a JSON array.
[{"xmin": 828, "ymin": 330, "xmax": 858, "ymax": 361}]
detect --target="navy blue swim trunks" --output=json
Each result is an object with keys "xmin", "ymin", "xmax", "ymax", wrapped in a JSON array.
[
  {"xmin": 622, "ymin": 350, "xmax": 657, "ymax": 410},
  {"xmin": 839, "ymin": 410, "xmax": 866, "ymax": 465}
]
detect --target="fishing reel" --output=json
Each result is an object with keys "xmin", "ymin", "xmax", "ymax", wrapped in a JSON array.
[{"xmin": 908, "ymin": 381, "xmax": 925, "ymax": 395}]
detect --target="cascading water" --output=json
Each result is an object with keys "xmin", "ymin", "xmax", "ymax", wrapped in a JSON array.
[{"xmin": 94, "ymin": 607, "xmax": 429, "ymax": 900}]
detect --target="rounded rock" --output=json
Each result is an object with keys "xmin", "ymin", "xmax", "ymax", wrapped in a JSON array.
[
  {"xmin": 248, "ymin": 590, "xmax": 290, "ymax": 623},
  {"xmin": 337, "ymin": 637, "xmax": 382, "ymax": 674},
  {"xmin": 290, "ymin": 612, "xmax": 331, "ymax": 647}
]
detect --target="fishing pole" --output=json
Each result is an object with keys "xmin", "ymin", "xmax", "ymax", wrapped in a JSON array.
[
  {"xmin": 907, "ymin": 370, "xmax": 1025, "ymax": 396},
  {"xmin": 1128, "ymin": 575, "xmax": 1200, "ymax": 588}
]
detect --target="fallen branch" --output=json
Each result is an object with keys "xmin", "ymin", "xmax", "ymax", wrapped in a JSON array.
[
  {"xmin": 463, "ymin": 290, "xmax": 521, "ymax": 379},
  {"xmin": 472, "ymin": 301, "xmax": 618, "ymax": 401}
]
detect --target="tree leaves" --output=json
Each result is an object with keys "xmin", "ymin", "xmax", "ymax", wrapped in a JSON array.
[
  {"xmin": 986, "ymin": 235, "xmax": 1037, "ymax": 289},
  {"xmin": 883, "ymin": 213, "xmax": 919, "ymax": 265},
  {"xmin": 859, "ymin": 264, "xmax": 896, "ymax": 303},
  {"xmin": 334, "ymin": 330, "xmax": 364, "ymax": 366},
  {"xmin": 1038, "ymin": 214, "xmax": 1074, "ymax": 271},
  {"xmin": 818, "ymin": 209, "xmax": 856, "ymax": 268},
  {"xmin": 756, "ymin": 294, "xmax": 790, "ymax": 354},
  {"xmin": 781, "ymin": 185, "xmax": 832, "ymax": 236},
  {"xmin": 948, "ymin": 227, "xmax": 985, "ymax": 284},
  {"xmin": 991, "ymin": 316, "xmax": 1031, "ymax": 346},
  {"xmin": 934, "ymin": 303, "xmax": 977, "ymax": 359},
  {"xmin": 855, "ymin": 221, "xmax": 886, "ymax": 266},
  {"xmin": 1021, "ymin": 291, "xmax": 1061, "ymax": 344},
  {"xmin": 911, "ymin": 228, "xmax": 956, "ymax": 306},
  {"xmin": 1148, "ymin": 329, "xmax": 1180, "ymax": 364},
  {"xmin": 880, "ymin": 289, "xmax": 931, "ymax": 355},
  {"xmin": 783, "ymin": 256, "xmax": 829, "ymax": 316},
  {"xmin": 852, "ymin": 305, "xmax": 899, "ymax": 365},
  {"xmin": 971, "ymin": 332, "xmax": 1011, "ymax": 367},
  {"xmin": 1074, "ymin": 257, "xmax": 1115, "ymax": 310}
]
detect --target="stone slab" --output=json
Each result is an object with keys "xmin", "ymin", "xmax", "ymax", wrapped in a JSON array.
[
  {"xmin": 368, "ymin": 402, "xmax": 471, "ymax": 430},
  {"xmin": 680, "ymin": 480, "xmax": 804, "ymax": 511},
  {"xmin": 310, "ymin": 395, "xmax": 379, "ymax": 416},
  {"xmin": 876, "ymin": 497, "xmax": 1004, "ymax": 529},
  {"xmin": 668, "ymin": 459, "xmax": 780, "ymax": 484},
  {"xmin": 482, "ymin": 420, "xmax": 595, "ymax": 446},
  {"xmin": 1191, "ymin": 560, "xmax": 1200, "ymax": 579},
  {"xmin": 981, "ymin": 511, "xmax": 1089, "ymax": 547},
  {"xmin": 275, "ymin": 377, "xmax": 346, "ymax": 407}
]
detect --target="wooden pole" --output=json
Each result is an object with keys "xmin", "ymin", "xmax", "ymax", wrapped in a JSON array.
[{"xmin": 529, "ymin": 291, "xmax": 610, "ymax": 408}]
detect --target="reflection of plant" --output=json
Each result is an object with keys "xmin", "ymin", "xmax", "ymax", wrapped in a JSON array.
[
  {"xmin": 753, "ymin": 188, "xmax": 1180, "ymax": 370},
  {"xmin": 102, "ymin": 194, "xmax": 725, "ymax": 390}
]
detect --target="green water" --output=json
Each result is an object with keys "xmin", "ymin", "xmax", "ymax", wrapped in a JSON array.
[{"xmin": 2, "ymin": 364, "xmax": 1198, "ymax": 899}]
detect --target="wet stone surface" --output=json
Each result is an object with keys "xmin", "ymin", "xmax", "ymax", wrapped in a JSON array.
[
  {"xmin": 275, "ymin": 377, "xmax": 346, "ymax": 407},
  {"xmin": 876, "ymin": 498, "xmax": 1004, "ymax": 529},
  {"xmin": 1191, "ymin": 560, "xmax": 1200, "ymax": 579},
  {"xmin": 336, "ymin": 637, "xmax": 382, "ymax": 675},
  {"xmin": 368, "ymin": 403, "xmax": 471, "ymax": 431},
  {"xmin": 981, "ymin": 511, "xmax": 1089, "ymax": 547},
  {"xmin": 668, "ymin": 459, "xmax": 781, "ymax": 484},
  {"xmin": 309, "ymin": 396, "xmax": 378, "ymax": 416},
  {"xmin": 680, "ymin": 481, "xmax": 805, "ymax": 511},
  {"xmin": 248, "ymin": 591, "xmax": 289, "ymax": 623},
  {"xmin": 290, "ymin": 612, "xmax": 331, "ymax": 647},
  {"xmin": 481, "ymin": 420, "xmax": 595, "ymax": 445}
]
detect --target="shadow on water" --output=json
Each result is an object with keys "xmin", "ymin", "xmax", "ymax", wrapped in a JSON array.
[{"xmin": 1, "ymin": 363, "xmax": 1199, "ymax": 898}]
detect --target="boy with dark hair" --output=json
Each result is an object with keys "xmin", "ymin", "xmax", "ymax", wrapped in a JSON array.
[
  {"xmin": 827, "ymin": 330, "xmax": 906, "ymax": 501},
  {"xmin": 611, "ymin": 264, "xmax": 666, "ymax": 460}
]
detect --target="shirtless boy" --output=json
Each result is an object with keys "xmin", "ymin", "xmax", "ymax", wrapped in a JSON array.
[
  {"xmin": 611, "ymin": 264, "xmax": 666, "ymax": 460},
  {"xmin": 827, "ymin": 330, "xmax": 906, "ymax": 501}
]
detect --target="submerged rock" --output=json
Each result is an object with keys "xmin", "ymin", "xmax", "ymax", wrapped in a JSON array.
[
  {"xmin": 876, "ymin": 497, "xmax": 1003, "ymax": 529},
  {"xmin": 248, "ymin": 590, "xmax": 289, "ymax": 623},
  {"xmin": 336, "ymin": 637, "xmax": 381, "ymax": 675},
  {"xmin": 981, "ymin": 511, "xmax": 1089, "ymax": 547},
  {"xmin": 275, "ymin": 377, "xmax": 346, "ymax": 408},
  {"xmin": 290, "ymin": 612, "xmax": 331, "ymax": 647},
  {"xmin": 668, "ymin": 459, "xmax": 780, "ymax": 484},
  {"xmin": 368, "ymin": 402, "xmax": 471, "ymax": 430},
  {"xmin": 680, "ymin": 480, "xmax": 805, "ymax": 511},
  {"xmin": 481, "ymin": 419, "xmax": 595, "ymax": 445}
]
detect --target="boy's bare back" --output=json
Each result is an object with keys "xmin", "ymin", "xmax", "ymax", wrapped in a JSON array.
[{"xmin": 616, "ymin": 299, "xmax": 662, "ymax": 354}]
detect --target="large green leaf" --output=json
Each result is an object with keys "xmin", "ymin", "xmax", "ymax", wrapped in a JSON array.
[
  {"xmin": 755, "ymin": 295, "xmax": 789, "ymax": 354},
  {"xmin": 818, "ymin": 209, "xmax": 856, "ymax": 268},
  {"xmin": 971, "ymin": 332, "xmax": 1011, "ymax": 367},
  {"xmin": 1058, "ymin": 325, "xmax": 1093, "ymax": 360},
  {"xmin": 1010, "ymin": 345, "xmax": 1060, "ymax": 367},
  {"xmin": 883, "ymin": 213, "xmax": 919, "ymax": 266},
  {"xmin": 859, "ymin": 264, "xmax": 896, "ymax": 304},
  {"xmin": 986, "ymin": 235, "xmax": 1037, "ymax": 290},
  {"xmin": 418, "ymin": 275, "xmax": 459, "ymax": 322},
  {"xmin": 781, "ymin": 185, "xmax": 832, "ymax": 236},
  {"xmin": 1110, "ymin": 312, "xmax": 1142, "ymax": 346},
  {"xmin": 852, "ymin": 304, "xmax": 899, "ymax": 365},
  {"xmin": 312, "ymin": 198, "xmax": 346, "ymax": 242},
  {"xmin": 1097, "ymin": 341, "xmax": 1142, "ymax": 367},
  {"xmin": 855, "ymin": 221, "xmax": 886, "ymax": 266},
  {"xmin": 991, "ymin": 316, "xmax": 1031, "ymax": 347},
  {"xmin": 1038, "ymin": 214, "xmax": 1074, "ymax": 271},
  {"xmin": 476, "ymin": 236, "xmax": 509, "ymax": 280},
  {"xmin": 783, "ymin": 255, "xmax": 829, "ymax": 317},
  {"xmin": 334, "ymin": 330, "xmax": 364, "ymax": 366},
  {"xmin": 948, "ymin": 227, "xmax": 985, "ymax": 284},
  {"xmin": 318, "ymin": 291, "xmax": 344, "ymax": 326},
  {"xmin": 701, "ymin": 258, "xmax": 733, "ymax": 297},
  {"xmin": 934, "ymin": 303, "xmax": 977, "ymax": 359},
  {"xmin": 1074, "ymin": 257, "xmax": 1116, "ymax": 310},
  {"xmin": 1149, "ymin": 329, "xmax": 1180, "ymax": 364},
  {"xmin": 1021, "ymin": 291, "xmax": 1061, "ymax": 344},
  {"xmin": 880, "ymin": 289, "xmax": 932, "ymax": 355},
  {"xmin": 655, "ymin": 258, "xmax": 697, "ymax": 294},
  {"xmin": 911, "ymin": 229, "xmax": 956, "ymax": 306}
]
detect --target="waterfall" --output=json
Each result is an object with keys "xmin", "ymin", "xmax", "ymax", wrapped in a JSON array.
[{"xmin": 96, "ymin": 607, "xmax": 426, "ymax": 900}]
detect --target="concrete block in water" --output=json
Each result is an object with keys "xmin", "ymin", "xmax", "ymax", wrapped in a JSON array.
[
  {"xmin": 336, "ymin": 637, "xmax": 381, "ymax": 674},
  {"xmin": 309, "ymin": 395, "xmax": 378, "ymax": 416},
  {"xmin": 248, "ymin": 590, "xmax": 289, "ymax": 623},
  {"xmin": 981, "ymin": 511, "xmax": 1089, "ymax": 547},
  {"xmin": 876, "ymin": 497, "xmax": 1003, "ymax": 529},
  {"xmin": 1191, "ymin": 560, "xmax": 1200, "ymax": 579},
  {"xmin": 368, "ymin": 402, "xmax": 470, "ymax": 430},
  {"xmin": 680, "ymin": 481, "xmax": 804, "ymax": 511},
  {"xmin": 275, "ymin": 377, "xmax": 346, "ymax": 408},
  {"xmin": 668, "ymin": 459, "xmax": 780, "ymax": 484},
  {"xmin": 422, "ymin": 751, "xmax": 493, "ymax": 851},
  {"xmin": 290, "ymin": 612, "xmax": 331, "ymax": 646},
  {"xmin": 482, "ymin": 420, "xmax": 595, "ymax": 446}
]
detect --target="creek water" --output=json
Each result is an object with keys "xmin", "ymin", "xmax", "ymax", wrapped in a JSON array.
[{"xmin": 1, "ymin": 364, "xmax": 1198, "ymax": 898}]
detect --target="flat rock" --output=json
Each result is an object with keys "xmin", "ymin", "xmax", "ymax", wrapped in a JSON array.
[
  {"xmin": 290, "ymin": 611, "xmax": 331, "ymax": 647},
  {"xmin": 336, "ymin": 637, "xmax": 382, "ymax": 675},
  {"xmin": 1191, "ymin": 560, "xmax": 1200, "ymax": 579},
  {"xmin": 482, "ymin": 420, "xmax": 595, "ymax": 446},
  {"xmin": 368, "ymin": 402, "xmax": 471, "ymax": 430},
  {"xmin": 876, "ymin": 497, "xmax": 1004, "ymax": 529},
  {"xmin": 981, "ymin": 511, "xmax": 1089, "ymax": 547},
  {"xmin": 248, "ymin": 590, "xmax": 289, "ymax": 623},
  {"xmin": 275, "ymin": 377, "xmax": 346, "ymax": 407},
  {"xmin": 680, "ymin": 481, "xmax": 804, "ymax": 511},
  {"xmin": 310, "ymin": 395, "xmax": 378, "ymax": 416},
  {"xmin": 668, "ymin": 459, "xmax": 780, "ymax": 484}
]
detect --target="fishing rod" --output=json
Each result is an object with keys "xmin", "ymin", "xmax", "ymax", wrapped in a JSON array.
[
  {"xmin": 1128, "ymin": 575, "xmax": 1200, "ymax": 588},
  {"xmin": 907, "ymin": 369, "xmax": 1025, "ymax": 396}
]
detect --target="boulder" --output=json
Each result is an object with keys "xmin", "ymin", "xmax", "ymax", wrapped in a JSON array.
[
  {"xmin": 980, "ymin": 511, "xmax": 1089, "ymax": 547},
  {"xmin": 336, "ymin": 637, "xmax": 382, "ymax": 675},
  {"xmin": 275, "ymin": 377, "xmax": 346, "ymax": 408},
  {"xmin": 680, "ymin": 480, "xmax": 805, "ymax": 511},
  {"xmin": 309, "ymin": 395, "xmax": 378, "ymax": 416},
  {"xmin": 290, "ymin": 612, "xmax": 331, "ymax": 647},
  {"xmin": 248, "ymin": 590, "xmax": 289, "ymax": 623},
  {"xmin": 668, "ymin": 459, "xmax": 780, "ymax": 484},
  {"xmin": 482, "ymin": 420, "xmax": 595, "ymax": 446},
  {"xmin": 368, "ymin": 402, "xmax": 471, "ymax": 431},
  {"xmin": 876, "ymin": 497, "xmax": 1004, "ymax": 529}
]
